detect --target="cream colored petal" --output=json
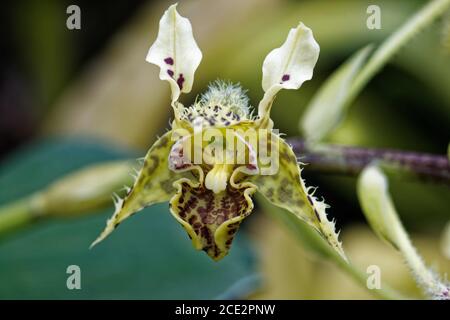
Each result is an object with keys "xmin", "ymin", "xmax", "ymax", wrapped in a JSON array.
[
  {"xmin": 146, "ymin": 4, "xmax": 202, "ymax": 104},
  {"xmin": 257, "ymin": 22, "xmax": 319, "ymax": 128}
]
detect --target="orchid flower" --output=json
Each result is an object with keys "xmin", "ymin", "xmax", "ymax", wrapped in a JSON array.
[{"xmin": 91, "ymin": 4, "xmax": 346, "ymax": 261}]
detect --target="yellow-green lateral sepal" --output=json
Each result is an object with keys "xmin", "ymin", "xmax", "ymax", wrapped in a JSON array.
[
  {"xmin": 91, "ymin": 131, "xmax": 178, "ymax": 247},
  {"xmin": 250, "ymin": 133, "xmax": 347, "ymax": 261}
]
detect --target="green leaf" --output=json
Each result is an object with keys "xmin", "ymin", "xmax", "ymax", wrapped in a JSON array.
[
  {"xmin": 300, "ymin": 45, "xmax": 372, "ymax": 142},
  {"xmin": 0, "ymin": 139, "xmax": 255, "ymax": 299}
]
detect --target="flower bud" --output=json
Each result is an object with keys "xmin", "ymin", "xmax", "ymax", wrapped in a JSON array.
[
  {"xmin": 41, "ymin": 161, "xmax": 134, "ymax": 217},
  {"xmin": 357, "ymin": 164, "xmax": 400, "ymax": 248}
]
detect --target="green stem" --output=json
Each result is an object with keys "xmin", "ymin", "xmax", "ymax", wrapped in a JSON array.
[
  {"xmin": 347, "ymin": 0, "xmax": 450, "ymax": 106},
  {"xmin": 0, "ymin": 195, "xmax": 41, "ymax": 237},
  {"xmin": 0, "ymin": 160, "xmax": 134, "ymax": 239},
  {"xmin": 332, "ymin": 252, "xmax": 406, "ymax": 300}
]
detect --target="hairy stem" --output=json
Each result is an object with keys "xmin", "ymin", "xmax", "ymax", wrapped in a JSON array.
[
  {"xmin": 396, "ymin": 223, "xmax": 449, "ymax": 299},
  {"xmin": 358, "ymin": 165, "xmax": 449, "ymax": 299},
  {"xmin": 287, "ymin": 138, "xmax": 450, "ymax": 184}
]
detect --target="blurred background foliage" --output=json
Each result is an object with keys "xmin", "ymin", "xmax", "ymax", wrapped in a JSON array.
[{"xmin": 0, "ymin": 0, "xmax": 449, "ymax": 299}]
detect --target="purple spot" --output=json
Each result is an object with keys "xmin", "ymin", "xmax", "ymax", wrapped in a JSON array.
[
  {"xmin": 167, "ymin": 69, "xmax": 174, "ymax": 77},
  {"xmin": 164, "ymin": 57, "xmax": 174, "ymax": 65},
  {"xmin": 177, "ymin": 73, "xmax": 185, "ymax": 89},
  {"xmin": 282, "ymin": 74, "xmax": 290, "ymax": 82}
]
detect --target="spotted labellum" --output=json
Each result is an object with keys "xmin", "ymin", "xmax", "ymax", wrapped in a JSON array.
[{"xmin": 91, "ymin": 3, "xmax": 346, "ymax": 261}]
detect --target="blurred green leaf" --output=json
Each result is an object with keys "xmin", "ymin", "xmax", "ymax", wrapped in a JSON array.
[
  {"xmin": 341, "ymin": 0, "xmax": 450, "ymax": 128},
  {"xmin": 0, "ymin": 140, "xmax": 255, "ymax": 299},
  {"xmin": 300, "ymin": 45, "xmax": 372, "ymax": 142}
]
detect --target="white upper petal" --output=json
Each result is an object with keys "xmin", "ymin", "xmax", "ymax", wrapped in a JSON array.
[
  {"xmin": 262, "ymin": 22, "xmax": 319, "ymax": 91},
  {"xmin": 258, "ymin": 22, "xmax": 320, "ymax": 123},
  {"xmin": 146, "ymin": 4, "xmax": 202, "ymax": 103}
]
